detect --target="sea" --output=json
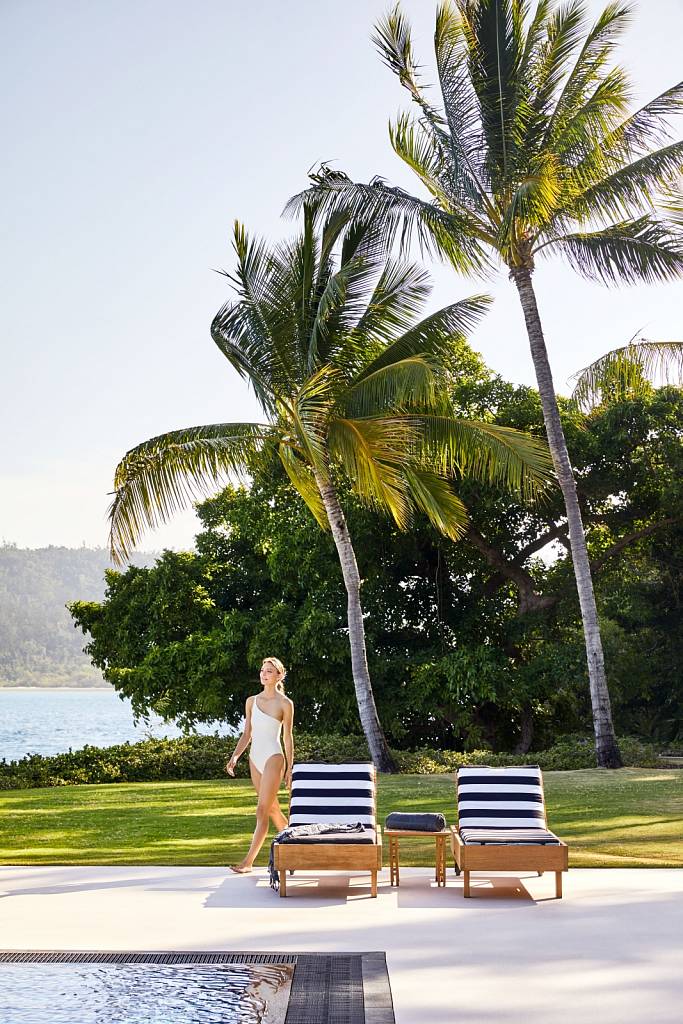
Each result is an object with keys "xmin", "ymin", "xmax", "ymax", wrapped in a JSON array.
[{"xmin": 0, "ymin": 688, "xmax": 225, "ymax": 763}]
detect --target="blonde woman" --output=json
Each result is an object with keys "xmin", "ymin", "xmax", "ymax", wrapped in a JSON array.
[{"xmin": 225, "ymin": 657, "xmax": 294, "ymax": 873}]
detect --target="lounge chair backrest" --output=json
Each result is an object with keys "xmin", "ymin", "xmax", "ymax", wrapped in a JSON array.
[
  {"xmin": 457, "ymin": 765, "xmax": 547, "ymax": 829},
  {"xmin": 289, "ymin": 762, "xmax": 376, "ymax": 827}
]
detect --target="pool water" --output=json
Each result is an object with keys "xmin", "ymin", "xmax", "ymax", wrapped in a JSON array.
[{"xmin": 0, "ymin": 962, "xmax": 293, "ymax": 1024}]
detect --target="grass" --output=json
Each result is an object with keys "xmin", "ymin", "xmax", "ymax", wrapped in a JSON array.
[{"xmin": 0, "ymin": 769, "xmax": 681, "ymax": 867}]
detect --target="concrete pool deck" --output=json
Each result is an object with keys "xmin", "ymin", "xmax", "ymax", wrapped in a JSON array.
[{"xmin": 1, "ymin": 866, "xmax": 682, "ymax": 1023}]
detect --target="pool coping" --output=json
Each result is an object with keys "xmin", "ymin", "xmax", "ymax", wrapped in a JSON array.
[{"xmin": 0, "ymin": 950, "xmax": 395, "ymax": 1024}]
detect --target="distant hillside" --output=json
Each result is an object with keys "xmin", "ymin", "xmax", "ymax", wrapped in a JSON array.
[{"xmin": 0, "ymin": 545, "xmax": 158, "ymax": 686}]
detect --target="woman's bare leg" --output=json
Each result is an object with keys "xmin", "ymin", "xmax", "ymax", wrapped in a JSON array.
[
  {"xmin": 246, "ymin": 759, "xmax": 287, "ymax": 830},
  {"xmin": 232, "ymin": 754, "xmax": 285, "ymax": 870},
  {"xmin": 270, "ymin": 797, "xmax": 288, "ymax": 832}
]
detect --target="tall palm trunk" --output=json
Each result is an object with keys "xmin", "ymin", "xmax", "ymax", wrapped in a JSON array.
[
  {"xmin": 511, "ymin": 267, "xmax": 622, "ymax": 769},
  {"xmin": 315, "ymin": 472, "xmax": 396, "ymax": 772}
]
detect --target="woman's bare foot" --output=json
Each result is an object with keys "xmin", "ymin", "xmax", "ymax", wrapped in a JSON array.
[{"xmin": 228, "ymin": 864, "xmax": 253, "ymax": 874}]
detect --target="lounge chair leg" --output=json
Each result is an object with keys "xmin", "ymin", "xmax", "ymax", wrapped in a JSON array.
[
  {"xmin": 371, "ymin": 870, "xmax": 377, "ymax": 897},
  {"xmin": 280, "ymin": 870, "xmax": 287, "ymax": 897},
  {"xmin": 463, "ymin": 870, "xmax": 471, "ymax": 898},
  {"xmin": 538, "ymin": 871, "xmax": 544, "ymax": 876},
  {"xmin": 555, "ymin": 872, "xmax": 563, "ymax": 899}
]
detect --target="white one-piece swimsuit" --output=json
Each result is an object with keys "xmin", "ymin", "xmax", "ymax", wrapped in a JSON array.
[{"xmin": 249, "ymin": 699, "xmax": 284, "ymax": 773}]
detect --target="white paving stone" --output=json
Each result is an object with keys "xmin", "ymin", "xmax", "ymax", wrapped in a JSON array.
[{"xmin": 1, "ymin": 866, "xmax": 682, "ymax": 1023}]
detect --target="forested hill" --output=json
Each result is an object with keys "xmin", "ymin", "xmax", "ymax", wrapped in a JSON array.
[{"xmin": 0, "ymin": 545, "xmax": 157, "ymax": 686}]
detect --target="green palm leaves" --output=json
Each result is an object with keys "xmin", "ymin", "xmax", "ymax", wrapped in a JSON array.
[
  {"xmin": 290, "ymin": 1, "xmax": 683, "ymax": 281},
  {"xmin": 109, "ymin": 212, "xmax": 553, "ymax": 562},
  {"xmin": 572, "ymin": 337, "xmax": 683, "ymax": 410}
]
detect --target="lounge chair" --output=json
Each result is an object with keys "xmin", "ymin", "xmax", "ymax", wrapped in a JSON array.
[
  {"xmin": 450, "ymin": 765, "xmax": 568, "ymax": 898},
  {"xmin": 274, "ymin": 762, "xmax": 382, "ymax": 898}
]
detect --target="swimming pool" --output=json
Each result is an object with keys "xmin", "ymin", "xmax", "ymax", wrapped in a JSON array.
[
  {"xmin": 0, "ymin": 951, "xmax": 394, "ymax": 1024},
  {"xmin": 0, "ymin": 956, "xmax": 293, "ymax": 1024}
]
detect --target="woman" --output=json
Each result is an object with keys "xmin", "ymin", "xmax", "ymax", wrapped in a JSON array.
[{"xmin": 225, "ymin": 656, "xmax": 294, "ymax": 873}]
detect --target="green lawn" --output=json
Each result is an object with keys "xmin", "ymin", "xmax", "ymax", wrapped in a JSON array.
[{"xmin": 0, "ymin": 769, "xmax": 681, "ymax": 867}]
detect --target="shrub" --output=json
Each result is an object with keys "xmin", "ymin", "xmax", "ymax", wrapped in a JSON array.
[{"xmin": 0, "ymin": 732, "xmax": 663, "ymax": 791}]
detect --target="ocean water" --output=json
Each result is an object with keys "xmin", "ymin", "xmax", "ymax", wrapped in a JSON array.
[{"xmin": 0, "ymin": 688, "xmax": 223, "ymax": 763}]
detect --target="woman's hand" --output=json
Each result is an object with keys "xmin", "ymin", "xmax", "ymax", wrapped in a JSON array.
[
  {"xmin": 285, "ymin": 769, "xmax": 293, "ymax": 792},
  {"xmin": 225, "ymin": 755, "xmax": 237, "ymax": 777}
]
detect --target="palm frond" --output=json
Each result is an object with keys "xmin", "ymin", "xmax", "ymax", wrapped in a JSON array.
[
  {"xmin": 328, "ymin": 416, "xmax": 415, "ymax": 527},
  {"xmin": 567, "ymin": 141, "xmax": 683, "ymax": 223},
  {"xmin": 373, "ymin": 3, "xmax": 445, "ymax": 127},
  {"xmin": 571, "ymin": 337, "xmax": 683, "ymax": 409},
  {"xmin": 308, "ymin": 255, "xmax": 378, "ymax": 370},
  {"xmin": 545, "ymin": 2, "xmax": 632, "ymax": 141},
  {"xmin": 288, "ymin": 365, "xmax": 343, "ymax": 473},
  {"xmin": 347, "ymin": 260, "xmax": 432, "ymax": 351},
  {"xmin": 109, "ymin": 423, "xmax": 274, "ymax": 564},
  {"xmin": 212, "ymin": 222, "xmax": 301, "ymax": 405},
  {"xmin": 418, "ymin": 415, "xmax": 554, "ymax": 502},
  {"xmin": 551, "ymin": 65, "xmax": 631, "ymax": 165},
  {"xmin": 498, "ymin": 151, "xmax": 563, "ymax": 249},
  {"xmin": 286, "ymin": 169, "xmax": 491, "ymax": 275},
  {"xmin": 457, "ymin": 0, "xmax": 524, "ymax": 182},
  {"xmin": 353, "ymin": 295, "xmax": 491, "ymax": 380},
  {"xmin": 528, "ymin": 2, "xmax": 586, "ymax": 113},
  {"xmin": 402, "ymin": 464, "xmax": 470, "ymax": 540},
  {"xmin": 278, "ymin": 443, "xmax": 330, "ymax": 529},
  {"xmin": 434, "ymin": 1, "xmax": 490, "ymax": 205},
  {"xmin": 599, "ymin": 80, "xmax": 683, "ymax": 160},
  {"xmin": 341, "ymin": 357, "xmax": 438, "ymax": 418},
  {"xmin": 544, "ymin": 216, "xmax": 683, "ymax": 285}
]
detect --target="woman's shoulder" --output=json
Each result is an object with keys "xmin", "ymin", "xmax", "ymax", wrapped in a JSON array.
[{"xmin": 280, "ymin": 693, "xmax": 294, "ymax": 710}]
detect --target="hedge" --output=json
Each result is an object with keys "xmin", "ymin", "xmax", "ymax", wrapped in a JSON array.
[{"xmin": 0, "ymin": 732, "xmax": 664, "ymax": 790}]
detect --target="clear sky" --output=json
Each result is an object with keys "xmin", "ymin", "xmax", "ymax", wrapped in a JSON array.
[{"xmin": 2, "ymin": 0, "xmax": 681, "ymax": 554}]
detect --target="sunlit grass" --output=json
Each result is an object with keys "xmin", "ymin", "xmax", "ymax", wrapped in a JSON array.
[{"xmin": 0, "ymin": 769, "xmax": 680, "ymax": 867}]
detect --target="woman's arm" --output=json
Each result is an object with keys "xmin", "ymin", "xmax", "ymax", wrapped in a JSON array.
[
  {"xmin": 282, "ymin": 698, "xmax": 294, "ymax": 790},
  {"xmin": 225, "ymin": 698, "xmax": 253, "ymax": 776}
]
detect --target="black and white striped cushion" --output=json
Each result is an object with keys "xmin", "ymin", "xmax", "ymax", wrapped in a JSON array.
[
  {"xmin": 460, "ymin": 828, "xmax": 560, "ymax": 845},
  {"xmin": 457, "ymin": 766, "xmax": 547, "ymax": 830},
  {"xmin": 289, "ymin": 763, "xmax": 375, "ymax": 828}
]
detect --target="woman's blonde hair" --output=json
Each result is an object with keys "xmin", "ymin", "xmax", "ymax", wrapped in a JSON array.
[{"xmin": 262, "ymin": 656, "xmax": 286, "ymax": 693}]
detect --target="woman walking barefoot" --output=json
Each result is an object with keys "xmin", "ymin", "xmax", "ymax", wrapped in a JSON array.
[{"xmin": 225, "ymin": 657, "xmax": 294, "ymax": 873}]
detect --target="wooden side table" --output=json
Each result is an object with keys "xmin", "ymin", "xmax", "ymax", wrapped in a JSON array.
[{"xmin": 386, "ymin": 828, "xmax": 449, "ymax": 887}]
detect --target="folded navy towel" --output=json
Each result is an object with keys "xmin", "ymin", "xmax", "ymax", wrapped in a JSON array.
[{"xmin": 385, "ymin": 811, "xmax": 446, "ymax": 832}]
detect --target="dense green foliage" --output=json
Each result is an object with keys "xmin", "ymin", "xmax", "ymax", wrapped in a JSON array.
[
  {"xmin": 71, "ymin": 362, "xmax": 683, "ymax": 750},
  {"xmin": 0, "ymin": 732, "xmax": 662, "ymax": 791},
  {"xmin": 0, "ymin": 545, "xmax": 152, "ymax": 686},
  {"xmin": 1, "ymin": 770, "xmax": 681, "ymax": 867}
]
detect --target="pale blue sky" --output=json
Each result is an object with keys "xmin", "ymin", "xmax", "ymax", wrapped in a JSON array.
[{"xmin": 2, "ymin": 0, "xmax": 681, "ymax": 552}]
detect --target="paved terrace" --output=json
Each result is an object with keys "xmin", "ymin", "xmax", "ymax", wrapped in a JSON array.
[{"xmin": 2, "ymin": 867, "xmax": 682, "ymax": 1023}]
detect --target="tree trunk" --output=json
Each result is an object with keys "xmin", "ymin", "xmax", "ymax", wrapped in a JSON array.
[
  {"xmin": 510, "ymin": 267, "xmax": 622, "ymax": 768},
  {"xmin": 315, "ymin": 472, "xmax": 397, "ymax": 772},
  {"xmin": 514, "ymin": 704, "xmax": 534, "ymax": 756}
]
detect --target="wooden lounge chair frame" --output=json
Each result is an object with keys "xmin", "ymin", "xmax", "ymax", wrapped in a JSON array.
[
  {"xmin": 274, "ymin": 764, "xmax": 382, "ymax": 898},
  {"xmin": 450, "ymin": 768, "xmax": 568, "ymax": 899}
]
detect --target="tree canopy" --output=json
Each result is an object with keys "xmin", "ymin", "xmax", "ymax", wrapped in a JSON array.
[{"xmin": 71, "ymin": 359, "xmax": 683, "ymax": 750}]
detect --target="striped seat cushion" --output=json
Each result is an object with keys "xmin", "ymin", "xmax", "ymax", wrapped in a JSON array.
[
  {"xmin": 281, "ymin": 827, "xmax": 377, "ymax": 845},
  {"xmin": 457, "ymin": 766, "xmax": 547, "ymax": 830},
  {"xmin": 289, "ymin": 763, "xmax": 376, "ymax": 828},
  {"xmin": 460, "ymin": 827, "xmax": 561, "ymax": 845}
]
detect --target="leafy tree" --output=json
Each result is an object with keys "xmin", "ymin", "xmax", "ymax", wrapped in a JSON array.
[
  {"xmin": 291, "ymin": 0, "xmax": 683, "ymax": 766},
  {"xmin": 107, "ymin": 210, "xmax": 551, "ymax": 770},
  {"xmin": 74, "ymin": 360, "xmax": 682, "ymax": 750}
]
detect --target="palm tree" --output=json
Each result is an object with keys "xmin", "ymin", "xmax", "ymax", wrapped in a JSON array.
[
  {"xmin": 108, "ymin": 209, "xmax": 553, "ymax": 771},
  {"xmin": 290, "ymin": 0, "xmax": 683, "ymax": 767},
  {"xmin": 572, "ymin": 336, "xmax": 683, "ymax": 409}
]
